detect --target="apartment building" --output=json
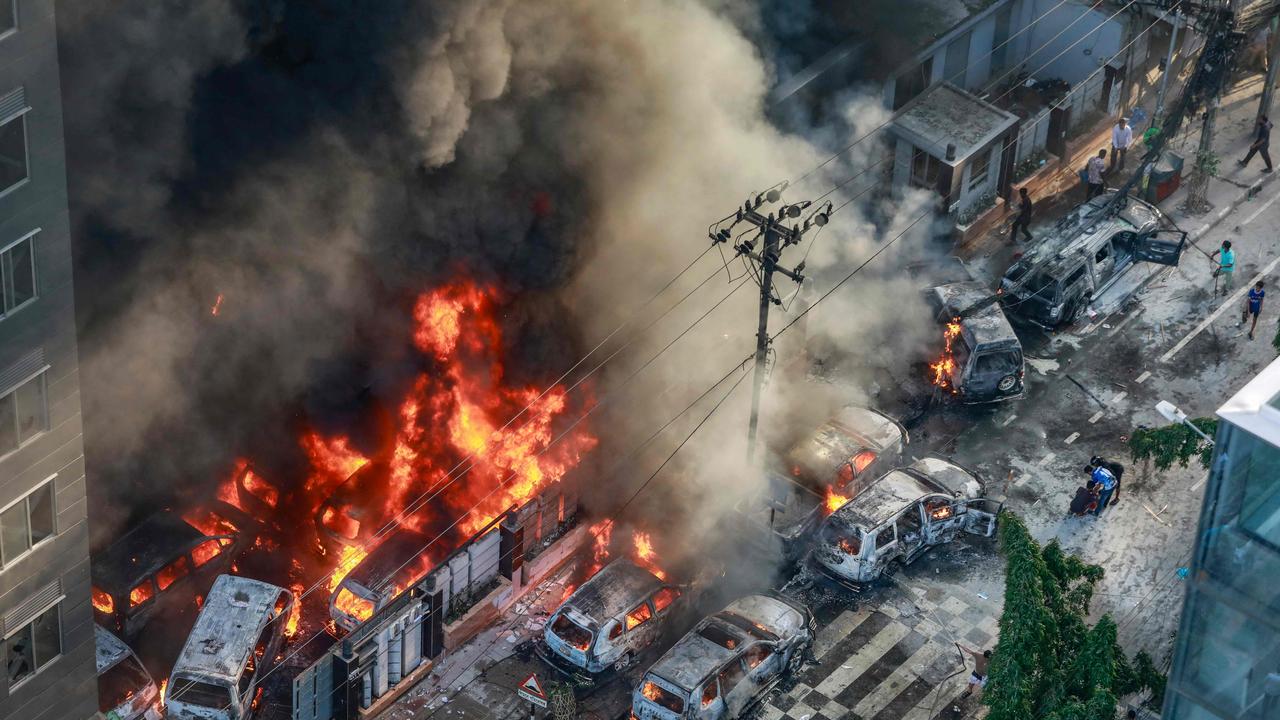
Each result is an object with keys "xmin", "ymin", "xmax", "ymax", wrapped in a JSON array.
[{"xmin": 0, "ymin": 1, "xmax": 97, "ymax": 719}]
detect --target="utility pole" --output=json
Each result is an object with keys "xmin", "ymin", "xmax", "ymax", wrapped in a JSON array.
[
  {"xmin": 1153, "ymin": 7, "xmax": 1182, "ymax": 128},
  {"xmin": 710, "ymin": 187, "xmax": 830, "ymax": 462},
  {"xmin": 1258, "ymin": 15, "xmax": 1280, "ymax": 124}
]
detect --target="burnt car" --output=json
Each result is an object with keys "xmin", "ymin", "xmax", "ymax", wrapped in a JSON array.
[
  {"xmin": 926, "ymin": 281, "xmax": 1025, "ymax": 403},
  {"xmin": 92, "ymin": 509, "xmax": 251, "ymax": 641},
  {"xmin": 329, "ymin": 527, "xmax": 434, "ymax": 632},
  {"xmin": 540, "ymin": 558, "xmax": 687, "ymax": 677},
  {"xmin": 1001, "ymin": 191, "xmax": 1186, "ymax": 328},
  {"xmin": 165, "ymin": 576, "xmax": 292, "ymax": 720},
  {"xmin": 813, "ymin": 456, "xmax": 1000, "ymax": 584},
  {"xmin": 314, "ymin": 458, "xmax": 393, "ymax": 552},
  {"xmin": 630, "ymin": 594, "xmax": 814, "ymax": 720},
  {"xmin": 95, "ymin": 625, "xmax": 163, "ymax": 720}
]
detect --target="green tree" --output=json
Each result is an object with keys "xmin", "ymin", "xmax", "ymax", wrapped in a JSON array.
[{"xmin": 1128, "ymin": 418, "xmax": 1217, "ymax": 471}]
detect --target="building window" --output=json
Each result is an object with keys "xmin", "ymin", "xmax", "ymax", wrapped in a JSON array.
[
  {"xmin": 0, "ymin": 111, "xmax": 27, "ymax": 195},
  {"xmin": 910, "ymin": 149, "xmax": 943, "ymax": 191},
  {"xmin": 1, "ymin": 231, "xmax": 36, "ymax": 318},
  {"xmin": 893, "ymin": 56, "xmax": 933, "ymax": 110},
  {"xmin": 945, "ymin": 30, "xmax": 972, "ymax": 87},
  {"xmin": 990, "ymin": 4, "xmax": 1014, "ymax": 73},
  {"xmin": 0, "ymin": 370, "xmax": 48, "ymax": 457},
  {"xmin": 0, "ymin": 481, "xmax": 55, "ymax": 568},
  {"xmin": 967, "ymin": 149, "xmax": 992, "ymax": 194},
  {"xmin": 1176, "ymin": 591, "xmax": 1279, "ymax": 717},
  {"xmin": 3, "ymin": 603, "xmax": 61, "ymax": 688}
]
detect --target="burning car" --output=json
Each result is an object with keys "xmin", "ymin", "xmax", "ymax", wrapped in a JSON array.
[
  {"xmin": 92, "ymin": 509, "xmax": 251, "ymax": 641},
  {"xmin": 540, "ymin": 558, "xmax": 687, "ymax": 677},
  {"xmin": 630, "ymin": 594, "xmax": 814, "ymax": 720},
  {"xmin": 95, "ymin": 625, "xmax": 164, "ymax": 720},
  {"xmin": 328, "ymin": 527, "xmax": 435, "ymax": 631},
  {"xmin": 812, "ymin": 456, "xmax": 1000, "ymax": 584},
  {"xmin": 925, "ymin": 281, "xmax": 1024, "ymax": 403},
  {"xmin": 165, "ymin": 576, "xmax": 293, "ymax": 720}
]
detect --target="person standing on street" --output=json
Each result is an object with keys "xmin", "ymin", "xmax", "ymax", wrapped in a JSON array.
[
  {"xmin": 1211, "ymin": 240, "xmax": 1236, "ymax": 296},
  {"xmin": 1011, "ymin": 187, "xmax": 1033, "ymax": 242},
  {"xmin": 1245, "ymin": 280, "xmax": 1266, "ymax": 340},
  {"xmin": 1239, "ymin": 115, "xmax": 1274, "ymax": 172},
  {"xmin": 1085, "ymin": 462, "xmax": 1117, "ymax": 516},
  {"xmin": 959, "ymin": 646, "xmax": 992, "ymax": 699},
  {"xmin": 1089, "ymin": 456, "xmax": 1123, "ymax": 507},
  {"xmin": 1087, "ymin": 149, "xmax": 1107, "ymax": 199},
  {"xmin": 1111, "ymin": 117, "xmax": 1133, "ymax": 172}
]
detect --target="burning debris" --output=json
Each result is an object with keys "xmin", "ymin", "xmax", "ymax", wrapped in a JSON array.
[{"xmin": 929, "ymin": 318, "xmax": 963, "ymax": 391}]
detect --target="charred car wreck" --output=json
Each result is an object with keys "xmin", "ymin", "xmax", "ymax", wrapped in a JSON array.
[
  {"xmin": 630, "ymin": 594, "xmax": 814, "ymax": 720},
  {"xmin": 813, "ymin": 456, "xmax": 999, "ymax": 584},
  {"xmin": 927, "ymin": 281, "xmax": 1025, "ymax": 403}
]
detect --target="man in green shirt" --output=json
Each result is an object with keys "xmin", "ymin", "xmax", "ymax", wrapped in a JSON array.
[{"xmin": 1211, "ymin": 240, "xmax": 1235, "ymax": 296}]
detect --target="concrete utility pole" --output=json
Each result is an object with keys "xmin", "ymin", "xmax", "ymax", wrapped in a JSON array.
[
  {"xmin": 1258, "ymin": 15, "xmax": 1280, "ymax": 124},
  {"xmin": 1153, "ymin": 8, "xmax": 1182, "ymax": 128},
  {"xmin": 710, "ymin": 187, "xmax": 829, "ymax": 462}
]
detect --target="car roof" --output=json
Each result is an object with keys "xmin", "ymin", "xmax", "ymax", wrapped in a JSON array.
[
  {"xmin": 905, "ymin": 456, "xmax": 982, "ymax": 498},
  {"xmin": 783, "ymin": 405, "xmax": 902, "ymax": 483},
  {"xmin": 1009, "ymin": 192, "xmax": 1162, "ymax": 281},
  {"xmin": 563, "ymin": 558, "xmax": 662, "ymax": 623},
  {"xmin": 828, "ymin": 468, "xmax": 950, "ymax": 529},
  {"xmin": 93, "ymin": 512, "xmax": 212, "ymax": 593},
  {"xmin": 719, "ymin": 594, "xmax": 806, "ymax": 635},
  {"xmin": 172, "ymin": 576, "xmax": 286, "ymax": 683},
  {"xmin": 94, "ymin": 625, "xmax": 131, "ymax": 673},
  {"xmin": 346, "ymin": 527, "xmax": 431, "ymax": 592},
  {"xmin": 648, "ymin": 595, "xmax": 804, "ymax": 691},
  {"xmin": 927, "ymin": 281, "xmax": 1019, "ymax": 348}
]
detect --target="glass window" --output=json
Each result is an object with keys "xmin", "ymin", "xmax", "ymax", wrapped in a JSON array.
[
  {"xmin": 3, "ymin": 623, "xmax": 34, "ymax": 685},
  {"xmin": 28, "ymin": 483, "xmax": 52, "ymax": 545},
  {"xmin": 32, "ymin": 605, "xmax": 59, "ymax": 666},
  {"xmin": 701, "ymin": 679, "xmax": 718, "ymax": 707},
  {"xmin": 168, "ymin": 678, "xmax": 233, "ymax": 709},
  {"xmin": 129, "ymin": 579, "xmax": 155, "ymax": 609},
  {"xmin": 974, "ymin": 351, "xmax": 1020, "ymax": 376},
  {"xmin": 1095, "ymin": 243, "xmax": 1111, "ymax": 264},
  {"xmin": 1, "ymin": 233, "xmax": 36, "ymax": 316},
  {"xmin": 911, "ymin": 149, "xmax": 943, "ymax": 191},
  {"xmin": 967, "ymin": 150, "xmax": 992, "ymax": 194},
  {"xmin": 625, "ymin": 602, "xmax": 653, "ymax": 631},
  {"xmin": 3, "ymin": 602, "xmax": 61, "ymax": 687},
  {"xmin": 717, "ymin": 659, "xmax": 747, "ymax": 696},
  {"xmin": 893, "ymin": 57, "xmax": 933, "ymax": 110},
  {"xmin": 991, "ymin": 4, "xmax": 1014, "ymax": 72},
  {"xmin": 0, "ymin": 498, "xmax": 28, "ymax": 563},
  {"xmin": 744, "ymin": 644, "xmax": 774, "ymax": 670},
  {"xmin": 0, "ymin": 2, "xmax": 13, "ymax": 36},
  {"xmin": 1178, "ymin": 593, "xmax": 1280, "ymax": 716},
  {"xmin": 0, "ymin": 114, "xmax": 27, "ymax": 193},
  {"xmin": 945, "ymin": 31, "xmax": 972, "ymax": 87},
  {"xmin": 652, "ymin": 587, "xmax": 680, "ymax": 613},
  {"xmin": 14, "ymin": 374, "xmax": 46, "ymax": 443},
  {"xmin": 0, "ymin": 391, "xmax": 14, "ymax": 452}
]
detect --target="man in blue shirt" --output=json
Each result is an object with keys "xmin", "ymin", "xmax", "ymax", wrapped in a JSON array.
[
  {"xmin": 1246, "ymin": 280, "xmax": 1265, "ymax": 340},
  {"xmin": 1085, "ymin": 462, "xmax": 1117, "ymax": 516}
]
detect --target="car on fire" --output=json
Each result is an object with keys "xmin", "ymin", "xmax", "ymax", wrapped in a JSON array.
[
  {"xmin": 926, "ymin": 281, "xmax": 1025, "ymax": 403},
  {"xmin": 812, "ymin": 456, "xmax": 1000, "ymax": 584},
  {"xmin": 737, "ymin": 405, "xmax": 907, "ymax": 553},
  {"xmin": 92, "ymin": 509, "xmax": 252, "ymax": 641},
  {"xmin": 540, "ymin": 558, "xmax": 688, "ymax": 677},
  {"xmin": 95, "ymin": 625, "xmax": 164, "ymax": 720},
  {"xmin": 630, "ymin": 594, "xmax": 814, "ymax": 720},
  {"xmin": 313, "ymin": 458, "xmax": 392, "ymax": 552},
  {"xmin": 329, "ymin": 527, "xmax": 434, "ymax": 631},
  {"xmin": 165, "ymin": 575, "xmax": 293, "ymax": 720},
  {"xmin": 1001, "ymin": 191, "xmax": 1186, "ymax": 328}
]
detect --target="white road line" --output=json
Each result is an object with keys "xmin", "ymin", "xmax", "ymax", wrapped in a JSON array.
[
  {"xmin": 1241, "ymin": 186, "xmax": 1280, "ymax": 226},
  {"xmin": 851, "ymin": 642, "xmax": 947, "ymax": 718},
  {"xmin": 1111, "ymin": 391, "xmax": 1127, "ymax": 403},
  {"xmin": 1161, "ymin": 254, "xmax": 1280, "ymax": 363},
  {"xmin": 1088, "ymin": 411, "xmax": 1104, "ymax": 424},
  {"xmin": 1135, "ymin": 371, "xmax": 1151, "ymax": 384},
  {"xmin": 1002, "ymin": 414, "xmax": 1018, "ymax": 427},
  {"xmin": 1064, "ymin": 432, "xmax": 1080, "ymax": 445},
  {"xmin": 1191, "ymin": 472, "xmax": 1210, "ymax": 492},
  {"xmin": 1039, "ymin": 452, "xmax": 1056, "ymax": 467}
]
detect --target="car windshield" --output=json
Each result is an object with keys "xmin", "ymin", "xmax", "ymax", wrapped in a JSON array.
[
  {"xmin": 169, "ymin": 677, "xmax": 231, "ymax": 708},
  {"xmin": 551, "ymin": 612, "xmax": 593, "ymax": 651},
  {"xmin": 641, "ymin": 679, "xmax": 685, "ymax": 713},
  {"xmin": 97, "ymin": 656, "xmax": 150, "ymax": 712},
  {"xmin": 1024, "ymin": 272, "xmax": 1059, "ymax": 302},
  {"xmin": 697, "ymin": 622, "xmax": 743, "ymax": 650}
]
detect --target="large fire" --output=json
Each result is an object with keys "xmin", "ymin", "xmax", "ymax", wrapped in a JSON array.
[
  {"xmin": 824, "ymin": 486, "xmax": 850, "ymax": 514},
  {"xmin": 632, "ymin": 532, "xmax": 666, "ymax": 581},
  {"xmin": 929, "ymin": 319, "xmax": 963, "ymax": 391}
]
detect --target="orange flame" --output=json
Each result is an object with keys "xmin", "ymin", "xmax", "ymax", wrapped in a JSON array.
[
  {"xmin": 334, "ymin": 587, "xmax": 374, "ymax": 622},
  {"xmin": 930, "ymin": 319, "xmax": 963, "ymax": 390},
  {"xmin": 301, "ymin": 433, "xmax": 369, "ymax": 496},
  {"xmin": 327, "ymin": 545, "xmax": 368, "ymax": 593},
  {"xmin": 632, "ymin": 531, "xmax": 666, "ymax": 581},
  {"xmin": 92, "ymin": 587, "xmax": 113, "ymax": 614},
  {"xmin": 158, "ymin": 679, "xmax": 167, "ymax": 708},
  {"xmin": 824, "ymin": 486, "xmax": 850, "ymax": 514},
  {"xmin": 285, "ymin": 583, "xmax": 304, "ymax": 638},
  {"xmin": 211, "ymin": 294, "xmax": 224, "ymax": 316}
]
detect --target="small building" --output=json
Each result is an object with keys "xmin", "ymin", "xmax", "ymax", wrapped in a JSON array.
[{"xmin": 889, "ymin": 83, "xmax": 1018, "ymax": 217}]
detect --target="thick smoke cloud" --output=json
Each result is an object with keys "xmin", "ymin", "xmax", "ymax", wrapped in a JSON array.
[{"xmin": 60, "ymin": 0, "xmax": 938, "ymax": 564}]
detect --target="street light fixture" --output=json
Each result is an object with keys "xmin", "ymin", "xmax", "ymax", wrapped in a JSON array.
[{"xmin": 1155, "ymin": 400, "xmax": 1215, "ymax": 445}]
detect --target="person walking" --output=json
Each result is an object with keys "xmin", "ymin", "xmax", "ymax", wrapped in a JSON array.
[
  {"xmin": 1085, "ymin": 462, "xmax": 1117, "ymax": 516},
  {"xmin": 1111, "ymin": 117, "xmax": 1134, "ymax": 172},
  {"xmin": 959, "ymin": 646, "xmax": 992, "ymax": 699},
  {"xmin": 1211, "ymin": 240, "xmax": 1236, "ymax": 296},
  {"xmin": 1011, "ymin": 187, "xmax": 1033, "ymax": 242},
  {"xmin": 1244, "ymin": 280, "xmax": 1265, "ymax": 340},
  {"xmin": 1086, "ymin": 149, "xmax": 1107, "ymax": 199},
  {"xmin": 1239, "ymin": 115, "xmax": 1274, "ymax": 172}
]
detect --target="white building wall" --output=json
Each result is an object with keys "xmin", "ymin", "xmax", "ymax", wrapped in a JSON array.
[{"xmin": 1025, "ymin": 0, "xmax": 1124, "ymax": 84}]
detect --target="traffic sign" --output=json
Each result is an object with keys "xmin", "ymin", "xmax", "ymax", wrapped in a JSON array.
[{"xmin": 517, "ymin": 672, "xmax": 547, "ymax": 708}]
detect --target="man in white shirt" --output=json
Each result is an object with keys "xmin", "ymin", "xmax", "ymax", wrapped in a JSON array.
[{"xmin": 1111, "ymin": 117, "xmax": 1133, "ymax": 172}]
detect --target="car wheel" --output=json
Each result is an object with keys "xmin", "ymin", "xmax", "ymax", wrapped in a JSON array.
[
  {"xmin": 613, "ymin": 652, "xmax": 634, "ymax": 673},
  {"xmin": 997, "ymin": 374, "xmax": 1018, "ymax": 393}
]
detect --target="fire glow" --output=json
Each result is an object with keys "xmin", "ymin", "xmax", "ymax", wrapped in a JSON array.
[
  {"xmin": 929, "ymin": 319, "xmax": 963, "ymax": 391},
  {"xmin": 632, "ymin": 531, "xmax": 666, "ymax": 581},
  {"xmin": 824, "ymin": 486, "xmax": 850, "ymax": 514}
]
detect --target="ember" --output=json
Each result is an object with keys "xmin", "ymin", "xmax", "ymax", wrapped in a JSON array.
[
  {"xmin": 929, "ymin": 319, "xmax": 963, "ymax": 391},
  {"xmin": 211, "ymin": 293, "xmax": 223, "ymax": 316},
  {"xmin": 824, "ymin": 487, "xmax": 850, "ymax": 514}
]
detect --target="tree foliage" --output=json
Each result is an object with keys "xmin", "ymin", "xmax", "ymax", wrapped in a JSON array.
[
  {"xmin": 1128, "ymin": 418, "xmax": 1217, "ymax": 471},
  {"xmin": 987, "ymin": 513, "xmax": 1165, "ymax": 719}
]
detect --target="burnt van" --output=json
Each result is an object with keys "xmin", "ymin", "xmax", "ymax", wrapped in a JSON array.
[
  {"xmin": 329, "ymin": 528, "xmax": 434, "ymax": 632},
  {"xmin": 813, "ymin": 456, "xmax": 1000, "ymax": 584},
  {"xmin": 926, "ymin": 281, "xmax": 1025, "ymax": 403},
  {"xmin": 540, "ymin": 558, "xmax": 687, "ymax": 677},
  {"xmin": 165, "ymin": 576, "xmax": 292, "ymax": 720},
  {"xmin": 95, "ymin": 625, "xmax": 163, "ymax": 720},
  {"xmin": 630, "ymin": 594, "xmax": 814, "ymax": 720}
]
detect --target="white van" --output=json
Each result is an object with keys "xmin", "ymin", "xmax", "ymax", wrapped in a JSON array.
[
  {"xmin": 165, "ymin": 576, "xmax": 292, "ymax": 720},
  {"xmin": 95, "ymin": 625, "xmax": 163, "ymax": 720}
]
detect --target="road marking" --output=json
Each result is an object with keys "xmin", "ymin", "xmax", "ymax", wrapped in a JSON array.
[
  {"xmin": 1002, "ymin": 414, "xmax": 1017, "ymax": 427},
  {"xmin": 1064, "ymin": 432, "xmax": 1080, "ymax": 445},
  {"xmin": 1135, "ymin": 371, "xmax": 1151, "ymax": 384},
  {"xmin": 1111, "ymin": 391, "xmax": 1127, "ymax": 404},
  {"xmin": 1161, "ymin": 254, "xmax": 1280, "ymax": 363},
  {"xmin": 1088, "ymin": 411, "xmax": 1104, "ymax": 424},
  {"xmin": 1105, "ymin": 311, "xmax": 1140, "ymax": 337},
  {"xmin": 1039, "ymin": 452, "xmax": 1056, "ymax": 467},
  {"xmin": 1241, "ymin": 186, "xmax": 1280, "ymax": 226},
  {"xmin": 1191, "ymin": 472, "xmax": 1210, "ymax": 492}
]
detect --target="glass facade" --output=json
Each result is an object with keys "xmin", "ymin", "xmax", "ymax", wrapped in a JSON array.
[{"xmin": 1163, "ymin": 421, "xmax": 1280, "ymax": 719}]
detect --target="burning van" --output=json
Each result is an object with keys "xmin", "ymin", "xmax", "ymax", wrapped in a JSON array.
[
  {"xmin": 541, "ymin": 558, "xmax": 687, "ymax": 677},
  {"xmin": 92, "ymin": 510, "xmax": 250, "ymax": 640},
  {"xmin": 166, "ymin": 576, "xmax": 293, "ymax": 720},
  {"xmin": 95, "ymin": 625, "xmax": 163, "ymax": 720},
  {"xmin": 329, "ymin": 527, "xmax": 433, "ymax": 631},
  {"xmin": 812, "ymin": 456, "xmax": 1000, "ymax": 584},
  {"xmin": 630, "ymin": 594, "xmax": 814, "ymax": 720},
  {"xmin": 925, "ymin": 282, "xmax": 1024, "ymax": 403}
]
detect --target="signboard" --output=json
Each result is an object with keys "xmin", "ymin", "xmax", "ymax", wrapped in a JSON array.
[{"xmin": 517, "ymin": 673, "xmax": 547, "ymax": 708}]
